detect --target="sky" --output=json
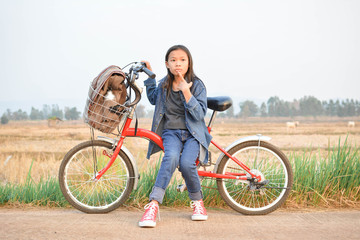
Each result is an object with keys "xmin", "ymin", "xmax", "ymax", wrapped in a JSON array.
[{"xmin": 0, "ymin": 0, "xmax": 359, "ymax": 115}]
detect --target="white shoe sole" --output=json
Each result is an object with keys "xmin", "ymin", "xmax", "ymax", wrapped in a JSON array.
[
  {"xmin": 192, "ymin": 215, "xmax": 208, "ymax": 221},
  {"xmin": 139, "ymin": 220, "xmax": 156, "ymax": 228}
]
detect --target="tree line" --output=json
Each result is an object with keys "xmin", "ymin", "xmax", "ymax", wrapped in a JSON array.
[
  {"xmin": 1, "ymin": 96, "xmax": 359, "ymax": 124},
  {"xmin": 218, "ymin": 96, "xmax": 360, "ymax": 118},
  {"xmin": 1, "ymin": 104, "xmax": 81, "ymax": 124}
]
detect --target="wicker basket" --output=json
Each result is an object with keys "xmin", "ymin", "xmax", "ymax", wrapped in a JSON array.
[{"xmin": 84, "ymin": 85, "xmax": 129, "ymax": 134}]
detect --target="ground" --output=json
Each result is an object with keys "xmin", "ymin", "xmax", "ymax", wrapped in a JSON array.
[{"xmin": 1, "ymin": 207, "xmax": 360, "ymax": 240}]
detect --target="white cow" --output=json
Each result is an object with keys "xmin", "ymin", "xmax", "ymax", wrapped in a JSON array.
[
  {"xmin": 286, "ymin": 121, "xmax": 299, "ymax": 133},
  {"xmin": 347, "ymin": 121, "xmax": 355, "ymax": 128}
]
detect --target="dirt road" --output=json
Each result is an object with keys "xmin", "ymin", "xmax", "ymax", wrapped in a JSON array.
[{"xmin": 1, "ymin": 208, "xmax": 359, "ymax": 240}]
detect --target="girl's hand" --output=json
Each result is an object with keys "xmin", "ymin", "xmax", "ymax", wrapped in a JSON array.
[
  {"xmin": 174, "ymin": 70, "xmax": 193, "ymax": 103},
  {"xmin": 175, "ymin": 70, "xmax": 193, "ymax": 92},
  {"xmin": 141, "ymin": 60, "xmax": 153, "ymax": 72}
]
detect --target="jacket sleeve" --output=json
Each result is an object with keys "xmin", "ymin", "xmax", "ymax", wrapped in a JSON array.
[
  {"xmin": 184, "ymin": 80, "xmax": 207, "ymax": 121},
  {"xmin": 144, "ymin": 78, "xmax": 158, "ymax": 106}
]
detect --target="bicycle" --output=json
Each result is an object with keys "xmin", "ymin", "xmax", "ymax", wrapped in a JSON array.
[{"xmin": 58, "ymin": 62, "xmax": 293, "ymax": 215}]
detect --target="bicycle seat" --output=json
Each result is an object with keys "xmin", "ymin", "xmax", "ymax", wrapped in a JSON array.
[{"xmin": 207, "ymin": 96, "xmax": 232, "ymax": 112}]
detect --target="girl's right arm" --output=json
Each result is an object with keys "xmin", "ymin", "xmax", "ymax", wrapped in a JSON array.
[
  {"xmin": 144, "ymin": 78, "xmax": 158, "ymax": 105},
  {"xmin": 142, "ymin": 61, "xmax": 158, "ymax": 105}
]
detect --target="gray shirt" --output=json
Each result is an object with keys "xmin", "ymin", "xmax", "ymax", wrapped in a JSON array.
[{"xmin": 164, "ymin": 89, "xmax": 187, "ymax": 130}]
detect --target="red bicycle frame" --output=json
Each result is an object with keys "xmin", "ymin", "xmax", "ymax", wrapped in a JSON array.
[{"xmin": 95, "ymin": 117, "xmax": 258, "ymax": 181}]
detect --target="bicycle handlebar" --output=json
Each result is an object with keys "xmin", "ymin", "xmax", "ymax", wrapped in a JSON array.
[
  {"xmin": 130, "ymin": 62, "xmax": 156, "ymax": 80},
  {"xmin": 142, "ymin": 67, "xmax": 156, "ymax": 79}
]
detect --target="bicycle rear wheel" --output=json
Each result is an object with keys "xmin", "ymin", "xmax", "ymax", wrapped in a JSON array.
[
  {"xmin": 59, "ymin": 140, "xmax": 135, "ymax": 213},
  {"xmin": 216, "ymin": 140, "xmax": 293, "ymax": 215}
]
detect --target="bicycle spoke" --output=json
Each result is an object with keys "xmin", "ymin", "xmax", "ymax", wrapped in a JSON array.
[
  {"xmin": 59, "ymin": 141, "xmax": 136, "ymax": 213},
  {"xmin": 217, "ymin": 142, "xmax": 292, "ymax": 214}
]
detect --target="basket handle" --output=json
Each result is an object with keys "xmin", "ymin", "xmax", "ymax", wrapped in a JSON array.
[{"xmin": 126, "ymin": 81, "xmax": 142, "ymax": 107}]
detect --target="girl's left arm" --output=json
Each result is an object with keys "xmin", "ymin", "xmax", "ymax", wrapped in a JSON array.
[{"xmin": 184, "ymin": 82, "xmax": 207, "ymax": 121}]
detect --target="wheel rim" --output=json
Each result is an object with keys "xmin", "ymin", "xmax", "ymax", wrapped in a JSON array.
[
  {"xmin": 221, "ymin": 146, "xmax": 289, "ymax": 212},
  {"xmin": 63, "ymin": 146, "xmax": 130, "ymax": 210}
]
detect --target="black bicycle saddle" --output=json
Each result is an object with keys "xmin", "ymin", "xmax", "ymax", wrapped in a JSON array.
[{"xmin": 207, "ymin": 96, "xmax": 233, "ymax": 112}]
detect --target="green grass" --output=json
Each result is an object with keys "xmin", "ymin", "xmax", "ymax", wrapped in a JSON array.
[
  {"xmin": 1, "ymin": 138, "xmax": 359, "ymax": 209},
  {"xmin": 0, "ymin": 161, "xmax": 68, "ymax": 207},
  {"xmin": 290, "ymin": 137, "xmax": 360, "ymax": 207}
]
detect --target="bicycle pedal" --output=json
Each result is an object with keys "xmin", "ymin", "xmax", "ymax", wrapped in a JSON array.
[{"xmin": 177, "ymin": 184, "xmax": 187, "ymax": 192}]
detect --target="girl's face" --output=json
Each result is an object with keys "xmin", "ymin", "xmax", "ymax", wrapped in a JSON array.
[{"xmin": 165, "ymin": 49, "xmax": 189, "ymax": 77}]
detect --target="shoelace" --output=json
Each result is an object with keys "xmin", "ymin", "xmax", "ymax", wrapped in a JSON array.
[
  {"xmin": 143, "ymin": 202, "xmax": 161, "ymax": 221},
  {"xmin": 190, "ymin": 201, "xmax": 205, "ymax": 215}
]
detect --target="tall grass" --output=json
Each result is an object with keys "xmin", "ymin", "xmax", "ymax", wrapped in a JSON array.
[
  {"xmin": 0, "ymin": 161, "xmax": 68, "ymax": 207},
  {"xmin": 1, "ymin": 139, "xmax": 359, "ymax": 209},
  {"xmin": 290, "ymin": 138, "xmax": 360, "ymax": 207}
]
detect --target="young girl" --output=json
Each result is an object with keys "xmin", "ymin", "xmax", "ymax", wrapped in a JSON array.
[{"xmin": 139, "ymin": 45, "xmax": 212, "ymax": 228}]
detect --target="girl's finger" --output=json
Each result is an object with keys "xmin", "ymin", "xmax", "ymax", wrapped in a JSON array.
[
  {"xmin": 176, "ymin": 71, "xmax": 185, "ymax": 81},
  {"xmin": 175, "ymin": 70, "xmax": 182, "ymax": 76}
]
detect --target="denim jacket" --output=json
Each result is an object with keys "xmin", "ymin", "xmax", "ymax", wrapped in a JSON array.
[{"xmin": 144, "ymin": 76, "xmax": 212, "ymax": 163}]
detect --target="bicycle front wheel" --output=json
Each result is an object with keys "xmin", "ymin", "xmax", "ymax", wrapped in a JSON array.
[
  {"xmin": 216, "ymin": 140, "xmax": 293, "ymax": 215},
  {"xmin": 59, "ymin": 140, "xmax": 135, "ymax": 213}
]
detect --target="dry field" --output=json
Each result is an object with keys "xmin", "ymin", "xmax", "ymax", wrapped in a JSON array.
[{"xmin": 0, "ymin": 118, "xmax": 359, "ymax": 184}]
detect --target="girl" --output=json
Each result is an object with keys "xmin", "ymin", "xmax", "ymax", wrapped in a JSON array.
[{"xmin": 139, "ymin": 45, "xmax": 212, "ymax": 228}]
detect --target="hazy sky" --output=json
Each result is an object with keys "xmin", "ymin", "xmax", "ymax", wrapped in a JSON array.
[{"xmin": 1, "ymin": 0, "xmax": 359, "ymax": 114}]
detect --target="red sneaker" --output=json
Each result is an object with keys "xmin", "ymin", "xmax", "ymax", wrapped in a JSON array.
[
  {"xmin": 190, "ymin": 199, "xmax": 208, "ymax": 221},
  {"xmin": 139, "ymin": 201, "xmax": 159, "ymax": 228}
]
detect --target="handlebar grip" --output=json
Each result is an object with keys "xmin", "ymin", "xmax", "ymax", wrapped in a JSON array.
[{"xmin": 143, "ymin": 67, "xmax": 156, "ymax": 79}]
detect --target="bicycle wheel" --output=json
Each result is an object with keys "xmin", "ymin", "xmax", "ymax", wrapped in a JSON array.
[
  {"xmin": 59, "ymin": 140, "xmax": 135, "ymax": 213},
  {"xmin": 216, "ymin": 140, "xmax": 293, "ymax": 215}
]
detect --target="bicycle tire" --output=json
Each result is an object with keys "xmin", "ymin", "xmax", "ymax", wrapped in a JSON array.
[
  {"xmin": 216, "ymin": 140, "xmax": 293, "ymax": 215},
  {"xmin": 59, "ymin": 140, "xmax": 135, "ymax": 213}
]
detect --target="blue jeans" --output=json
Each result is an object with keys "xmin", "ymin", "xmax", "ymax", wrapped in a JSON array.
[{"xmin": 149, "ymin": 129, "xmax": 203, "ymax": 204}]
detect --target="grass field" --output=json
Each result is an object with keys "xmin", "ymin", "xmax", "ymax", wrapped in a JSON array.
[{"xmin": 0, "ymin": 117, "xmax": 359, "ymax": 209}]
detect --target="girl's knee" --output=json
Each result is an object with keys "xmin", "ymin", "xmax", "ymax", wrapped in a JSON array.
[
  {"xmin": 162, "ymin": 151, "xmax": 180, "ymax": 169},
  {"xmin": 164, "ymin": 151, "xmax": 179, "ymax": 162},
  {"xmin": 179, "ymin": 161, "xmax": 196, "ymax": 173}
]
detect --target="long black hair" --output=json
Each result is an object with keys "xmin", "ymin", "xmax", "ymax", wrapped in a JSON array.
[{"xmin": 163, "ymin": 45, "xmax": 197, "ymax": 95}]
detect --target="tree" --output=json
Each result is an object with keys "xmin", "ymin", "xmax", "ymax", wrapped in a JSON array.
[
  {"xmin": 1, "ymin": 114, "xmax": 9, "ymax": 124},
  {"xmin": 30, "ymin": 107, "xmax": 43, "ymax": 120},
  {"xmin": 335, "ymin": 100, "xmax": 343, "ymax": 117},
  {"xmin": 225, "ymin": 105, "xmax": 234, "ymax": 118},
  {"xmin": 42, "ymin": 104, "xmax": 52, "ymax": 119},
  {"xmin": 239, "ymin": 101, "xmax": 258, "ymax": 118},
  {"xmin": 342, "ymin": 99, "xmax": 356, "ymax": 116},
  {"xmin": 3, "ymin": 109, "xmax": 12, "ymax": 120},
  {"xmin": 323, "ymin": 99, "xmax": 336, "ymax": 116},
  {"xmin": 50, "ymin": 104, "xmax": 64, "ymax": 119},
  {"xmin": 64, "ymin": 107, "xmax": 81, "ymax": 120},
  {"xmin": 356, "ymin": 100, "xmax": 360, "ymax": 116},
  {"xmin": 289, "ymin": 100, "xmax": 300, "ymax": 117},
  {"xmin": 299, "ymin": 96, "xmax": 323, "ymax": 117},
  {"xmin": 260, "ymin": 102, "xmax": 267, "ymax": 117},
  {"xmin": 12, "ymin": 109, "xmax": 28, "ymax": 120},
  {"xmin": 277, "ymin": 100, "xmax": 291, "ymax": 117},
  {"xmin": 267, "ymin": 96, "xmax": 279, "ymax": 117},
  {"xmin": 266, "ymin": 96, "xmax": 291, "ymax": 117}
]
